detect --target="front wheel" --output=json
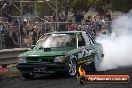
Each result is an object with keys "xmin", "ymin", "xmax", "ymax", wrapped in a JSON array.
[{"xmin": 68, "ymin": 59, "xmax": 77, "ymax": 76}]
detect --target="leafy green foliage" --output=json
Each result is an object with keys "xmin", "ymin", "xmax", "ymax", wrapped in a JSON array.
[{"xmin": 0, "ymin": 0, "xmax": 131, "ymax": 17}]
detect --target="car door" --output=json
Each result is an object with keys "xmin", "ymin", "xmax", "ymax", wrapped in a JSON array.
[{"xmin": 77, "ymin": 33, "xmax": 94, "ymax": 65}]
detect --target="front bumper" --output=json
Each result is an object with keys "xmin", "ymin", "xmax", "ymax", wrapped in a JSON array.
[{"xmin": 16, "ymin": 63, "xmax": 69, "ymax": 74}]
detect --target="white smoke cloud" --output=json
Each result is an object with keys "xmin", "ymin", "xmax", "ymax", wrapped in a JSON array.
[{"xmin": 96, "ymin": 10, "xmax": 132, "ymax": 71}]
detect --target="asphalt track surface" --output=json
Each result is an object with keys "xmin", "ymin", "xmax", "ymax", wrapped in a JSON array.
[{"xmin": 0, "ymin": 66, "xmax": 132, "ymax": 88}]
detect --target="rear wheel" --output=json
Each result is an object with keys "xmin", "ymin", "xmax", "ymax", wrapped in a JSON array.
[
  {"xmin": 22, "ymin": 73, "xmax": 35, "ymax": 79},
  {"xmin": 68, "ymin": 59, "xmax": 77, "ymax": 76}
]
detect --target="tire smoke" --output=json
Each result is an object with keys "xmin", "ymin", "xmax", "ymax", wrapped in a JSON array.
[{"xmin": 96, "ymin": 11, "xmax": 132, "ymax": 71}]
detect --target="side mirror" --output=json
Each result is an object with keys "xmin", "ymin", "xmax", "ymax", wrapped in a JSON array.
[{"xmin": 31, "ymin": 45, "xmax": 35, "ymax": 49}]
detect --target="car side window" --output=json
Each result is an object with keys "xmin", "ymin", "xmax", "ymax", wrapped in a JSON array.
[{"xmin": 78, "ymin": 34, "xmax": 86, "ymax": 47}]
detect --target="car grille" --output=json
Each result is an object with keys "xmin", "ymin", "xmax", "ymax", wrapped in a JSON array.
[{"xmin": 26, "ymin": 57, "xmax": 54, "ymax": 63}]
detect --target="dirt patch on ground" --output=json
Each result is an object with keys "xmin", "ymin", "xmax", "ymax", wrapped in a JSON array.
[{"xmin": 0, "ymin": 67, "xmax": 21, "ymax": 78}]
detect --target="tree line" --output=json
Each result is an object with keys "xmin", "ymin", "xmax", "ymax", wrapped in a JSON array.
[{"xmin": 0, "ymin": 0, "xmax": 131, "ymax": 17}]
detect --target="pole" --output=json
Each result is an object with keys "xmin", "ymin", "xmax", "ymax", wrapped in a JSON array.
[
  {"xmin": 64, "ymin": 0, "xmax": 68, "ymax": 21},
  {"xmin": 19, "ymin": 1, "xmax": 23, "ymax": 47},
  {"xmin": 56, "ymin": 0, "xmax": 58, "ymax": 31},
  {"xmin": 56, "ymin": 0, "xmax": 58, "ymax": 22}
]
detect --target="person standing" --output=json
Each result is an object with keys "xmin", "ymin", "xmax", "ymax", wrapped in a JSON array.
[
  {"xmin": 74, "ymin": 12, "xmax": 84, "ymax": 25},
  {"xmin": 3, "ymin": 25, "xmax": 15, "ymax": 48},
  {"xmin": 67, "ymin": 20, "xmax": 77, "ymax": 31},
  {"xmin": 32, "ymin": 27, "xmax": 37, "ymax": 45},
  {"xmin": 105, "ymin": 9, "xmax": 112, "ymax": 34},
  {"xmin": 84, "ymin": 16, "xmax": 96, "ymax": 38},
  {"xmin": 1, "ymin": 2, "xmax": 12, "ymax": 22}
]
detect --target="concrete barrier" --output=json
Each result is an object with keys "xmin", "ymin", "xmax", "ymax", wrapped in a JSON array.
[{"xmin": 0, "ymin": 48, "xmax": 28, "ymax": 66}]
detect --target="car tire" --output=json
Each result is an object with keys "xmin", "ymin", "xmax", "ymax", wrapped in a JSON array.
[
  {"xmin": 68, "ymin": 59, "xmax": 77, "ymax": 76},
  {"xmin": 22, "ymin": 73, "xmax": 35, "ymax": 79}
]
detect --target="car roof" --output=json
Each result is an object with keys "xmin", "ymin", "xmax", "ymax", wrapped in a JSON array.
[{"xmin": 45, "ymin": 31, "xmax": 86, "ymax": 35}]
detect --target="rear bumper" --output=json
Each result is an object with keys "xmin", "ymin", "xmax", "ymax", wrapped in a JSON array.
[{"xmin": 16, "ymin": 63, "xmax": 69, "ymax": 74}]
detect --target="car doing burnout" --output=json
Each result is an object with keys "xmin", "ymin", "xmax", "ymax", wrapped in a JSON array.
[{"xmin": 16, "ymin": 31, "xmax": 104, "ymax": 79}]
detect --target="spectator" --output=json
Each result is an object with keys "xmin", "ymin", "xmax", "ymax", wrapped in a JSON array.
[
  {"xmin": 105, "ymin": 9, "xmax": 112, "ymax": 34},
  {"xmin": 22, "ymin": 20, "xmax": 29, "ymax": 38},
  {"xmin": 92, "ymin": 15, "xmax": 102, "ymax": 35},
  {"xmin": 92, "ymin": 15, "xmax": 97, "ymax": 22},
  {"xmin": 67, "ymin": 20, "xmax": 77, "ymax": 31},
  {"xmin": 1, "ymin": 2, "xmax": 12, "ymax": 22},
  {"xmin": 9, "ymin": 25, "xmax": 18, "ymax": 47},
  {"xmin": 32, "ymin": 28, "xmax": 37, "ymax": 45},
  {"xmin": 52, "ymin": 13, "xmax": 56, "ymax": 22},
  {"xmin": 58, "ymin": 13, "xmax": 66, "ymax": 31},
  {"xmin": 74, "ymin": 12, "xmax": 84, "ymax": 24},
  {"xmin": 84, "ymin": 16, "xmax": 96, "ymax": 38},
  {"xmin": 0, "ymin": 21, "xmax": 5, "ymax": 34},
  {"xmin": 77, "ymin": 25, "xmax": 83, "ymax": 31},
  {"xmin": 85, "ymin": 15, "xmax": 92, "ymax": 23},
  {"xmin": 58, "ymin": 24, "xmax": 67, "ymax": 31},
  {"xmin": 3, "ymin": 28, "xmax": 15, "ymax": 48},
  {"xmin": 105, "ymin": 9, "xmax": 112, "ymax": 22},
  {"xmin": 58, "ymin": 13, "xmax": 65, "ymax": 22}
]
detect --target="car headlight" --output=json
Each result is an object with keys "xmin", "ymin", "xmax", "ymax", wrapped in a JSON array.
[
  {"xmin": 54, "ymin": 56, "xmax": 65, "ymax": 63},
  {"xmin": 18, "ymin": 57, "xmax": 27, "ymax": 63}
]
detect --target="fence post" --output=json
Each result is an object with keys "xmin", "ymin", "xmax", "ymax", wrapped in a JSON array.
[{"xmin": 18, "ymin": 19, "xmax": 22, "ymax": 48}]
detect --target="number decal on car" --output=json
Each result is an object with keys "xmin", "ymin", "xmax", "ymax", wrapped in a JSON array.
[{"xmin": 78, "ymin": 49, "xmax": 92, "ymax": 59}]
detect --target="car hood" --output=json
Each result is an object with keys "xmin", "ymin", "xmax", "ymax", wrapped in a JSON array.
[{"xmin": 19, "ymin": 47, "xmax": 75, "ymax": 57}]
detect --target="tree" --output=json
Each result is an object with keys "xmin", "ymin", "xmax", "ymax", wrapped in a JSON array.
[
  {"xmin": 0, "ymin": 0, "xmax": 132, "ymax": 18},
  {"xmin": 111, "ymin": 0, "xmax": 132, "ymax": 12}
]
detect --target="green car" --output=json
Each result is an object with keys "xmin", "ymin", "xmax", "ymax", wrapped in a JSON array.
[{"xmin": 16, "ymin": 31, "xmax": 104, "ymax": 79}]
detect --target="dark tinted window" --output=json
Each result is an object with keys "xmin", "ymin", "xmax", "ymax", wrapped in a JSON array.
[{"xmin": 78, "ymin": 34, "xmax": 86, "ymax": 47}]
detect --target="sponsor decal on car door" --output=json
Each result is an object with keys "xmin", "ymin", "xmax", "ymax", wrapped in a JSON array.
[{"xmin": 76, "ymin": 33, "xmax": 93, "ymax": 64}]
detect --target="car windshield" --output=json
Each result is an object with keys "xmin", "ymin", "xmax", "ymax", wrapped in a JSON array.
[{"xmin": 36, "ymin": 33, "xmax": 76, "ymax": 48}]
